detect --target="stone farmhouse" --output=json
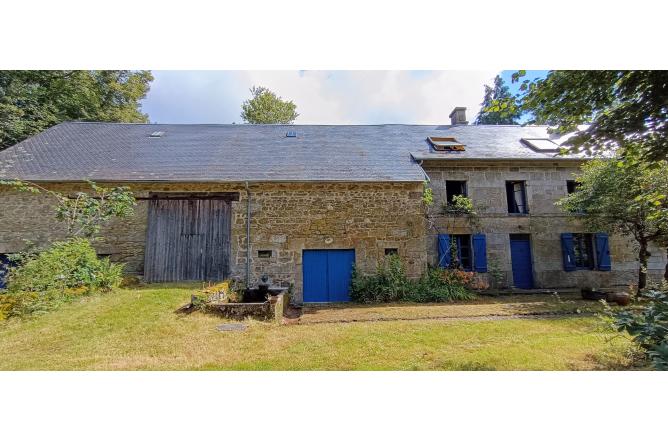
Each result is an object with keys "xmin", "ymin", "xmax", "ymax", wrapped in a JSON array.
[{"xmin": 0, "ymin": 108, "xmax": 664, "ymax": 301}]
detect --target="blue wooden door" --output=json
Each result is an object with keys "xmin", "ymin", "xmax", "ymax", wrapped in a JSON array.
[
  {"xmin": 303, "ymin": 249, "xmax": 355, "ymax": 302},
  {"xmin": 509, "ymin": 235, "xmax": 534, "ymax": 289}
]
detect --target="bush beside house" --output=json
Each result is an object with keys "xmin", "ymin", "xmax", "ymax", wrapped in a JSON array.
[
  {"xmin": 351, "ymin": 254, "xmax": 478, "ymax": 303},
  {"xmin": 0, "ymin": 239, "xmax": 124, "ymax": 319},
  {"xmin": 0, "ymin": 179, "xmax": 135, "ymax": 320}
]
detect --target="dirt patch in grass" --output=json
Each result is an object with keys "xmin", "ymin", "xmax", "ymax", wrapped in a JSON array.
[{"xmin": 299, "ymin": 293, "xmax": 605, "ymax": 324}]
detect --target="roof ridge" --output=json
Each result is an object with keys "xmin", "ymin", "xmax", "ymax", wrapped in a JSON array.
[{"xmin": 59, "ymin": 121, "xmax": 553, "ymax": 128}]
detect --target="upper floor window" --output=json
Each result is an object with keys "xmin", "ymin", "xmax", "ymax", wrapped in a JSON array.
[
  {"xmin": 445, "ymin": 180, "xmax": 467, "ymax": 205},
  {"xmin": 506, "ymin": 181, "xmax": 528, "ymax": 214},
  {"xmin": 566, "ymin": 180, "xmax": 580, "ymax": 194}
]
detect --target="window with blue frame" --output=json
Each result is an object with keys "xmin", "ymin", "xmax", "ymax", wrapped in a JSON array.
[
  {"xmin": 572, "ymin": 233, "xmax": 594, "ymax": 269},
  {"xmin": 561, "ymin": 232, "xmax": 611, "ymax": 272},
  {"xmin": 438, "ymin": 233, "xmax": 487, "ymax": 273},
  {"xmin": 451, "ymin": 234, "xmax": 472, "ymax": 271}
]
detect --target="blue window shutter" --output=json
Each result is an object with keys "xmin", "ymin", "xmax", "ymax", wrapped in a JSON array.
[
  {"xmin": 437, "ymin": 234, "xmax": 451, "ymax": 268},
  {"xmin": 561, "ymin": 233, "xmax": 577, "ymax": 271},
  {"xmin": 595, "ymin": 233, "xmax": 612, "ymax": 271},
  {"xmin": 472, "ymin": 234, "xmax": 487, "ymax": 273}
]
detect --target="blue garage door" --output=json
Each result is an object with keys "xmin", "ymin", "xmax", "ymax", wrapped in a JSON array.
[
  {"xmin": 303, "ymin": 249, "xmax": 355, "ymax": 303},
  {"xmin": 510, "ymin": 234, "xmax": 534, "ymax": 289}
]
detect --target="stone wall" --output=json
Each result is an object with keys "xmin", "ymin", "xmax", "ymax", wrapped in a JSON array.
[
  {"xmin": 2, "ymin": 167, "xmax": 664, "ymax": 298},
  {"xmin": 0, "ymin": 181, "xmax": 427, "ymax": 302},
  {"xmin": 423, "ymin": 161, "xmax": 667, "ymax": 289}
]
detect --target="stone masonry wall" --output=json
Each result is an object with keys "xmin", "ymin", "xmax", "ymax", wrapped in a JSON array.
[
  {"xmin": 424, "ymin": 161, "xmax": 667, "ymax": 289},
  {"xmin": 0, "ymin": 181, "xmax": 427, "ymax": 302}
]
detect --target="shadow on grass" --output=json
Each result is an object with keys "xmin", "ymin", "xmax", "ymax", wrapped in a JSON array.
[{"xmin": 123, "ymin": 282, "xmax": 202, "ymax": 291}]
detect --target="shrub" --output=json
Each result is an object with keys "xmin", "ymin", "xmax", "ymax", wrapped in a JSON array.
[
  {"xmin": 351, "ymin": 255, "xmax": 476, "ymax": 303},
  {"xmin": 442, "ymin": 195, "xmax": 476, "ymax": 216},
  {"xmin": 607, "ymin": 285, "xmax": 668, "ymax": 370},
  {"xmin": 351, "ymin": 254, "xmax": 411, "ymax": 303},
  {"xmin": 0, "ymin": 238, "xmax": 124, "ymax": 319},
  {"xmin": 407, "ymin": 267, "xmax": 477, "ymax": 302}
]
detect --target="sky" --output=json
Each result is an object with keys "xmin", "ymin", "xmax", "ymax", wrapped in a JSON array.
[{"xmin": 141, "ymin": 70, "xmax": 548, "ymax": 125}]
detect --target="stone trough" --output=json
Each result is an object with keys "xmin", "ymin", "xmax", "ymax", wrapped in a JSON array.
[
  {"xmin": 204, "ymin": 293, "xmax": 286, "ymax": 323},
  {"xmin": 180, "ymin": 276, "xmax": 289, "ymax": 323}
]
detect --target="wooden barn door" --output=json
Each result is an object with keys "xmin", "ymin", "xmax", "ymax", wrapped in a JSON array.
[{"xmin": 144, "ymin": 196, "xmax": 232, "ymax": 282}]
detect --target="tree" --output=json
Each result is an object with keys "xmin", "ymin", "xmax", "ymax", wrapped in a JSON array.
[
  {"xmin": 500, "ymin": 70, "xmax": 668, "ymax": 161},
  {"xmin": 0, "ymin": 70, "xmax": 153, "ymax": 150},
  {"xmin": 240, "ymin": 86, "xmax": 299, "ymax": 124},
  {"xmin": 0, "ymin": 179, "xmax": 136, "ymax": 238},
  {"xmin": 556, "ymin": 154, "xmax": 668, "ymax": 290},
  {"xmin": 475, "ymin": 75, "xmax": 522, "ymax": 125}
]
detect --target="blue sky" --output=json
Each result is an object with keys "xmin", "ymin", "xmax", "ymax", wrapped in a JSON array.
[{"xmin": 141, "ymin": 70, "xmax": 548, "ymax": 125}]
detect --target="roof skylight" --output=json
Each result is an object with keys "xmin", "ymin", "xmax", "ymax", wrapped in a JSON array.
[
  {"xmin": 427, "ymin": 136, "xmax": 465, "ymax": 152},
  {"xmin": 521, "ymin": 138, "xmax": 560, "ymax": 153},
  {"xmin": 149, "ymin": 131, "xmax": 165, "ymax": 138},
  {"xmin": 286, "ymin": 131, "xmax": 297, "ymax": 138}
]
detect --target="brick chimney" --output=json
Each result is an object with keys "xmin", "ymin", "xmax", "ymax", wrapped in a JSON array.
[{"xmin": 449, "ymin": 107, "xmax": 468, "ymax": 125}]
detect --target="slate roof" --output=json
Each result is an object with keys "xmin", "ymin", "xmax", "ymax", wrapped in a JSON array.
[{"xmin": 0, "ymin": 122, "xmax": 584, "ymax": 183}]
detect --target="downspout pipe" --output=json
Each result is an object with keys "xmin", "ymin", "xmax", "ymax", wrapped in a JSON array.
[{"xmin": 245, "ymin": 181, "xmax": 251, "ymax": 287}]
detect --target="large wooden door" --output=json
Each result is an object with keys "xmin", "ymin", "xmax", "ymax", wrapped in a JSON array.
[{"xmin": 144, "ymin": 197, "xmax": 231, "ymax": 282}]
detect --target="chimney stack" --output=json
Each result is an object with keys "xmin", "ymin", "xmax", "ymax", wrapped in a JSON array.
[{"xmin": 449, "ymin": 107, "xmax": 468, "ymax": 125}]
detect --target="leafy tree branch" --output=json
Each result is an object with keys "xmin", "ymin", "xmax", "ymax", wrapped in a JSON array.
[{"xmin": 0, "ymin": 179, "xmax": 136, "ymax": 238}]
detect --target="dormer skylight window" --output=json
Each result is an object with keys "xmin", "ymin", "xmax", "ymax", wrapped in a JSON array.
[
  {"xmin": 521, "ymin": 138, "xmax": 560, "ymax": 153},
  {"xmin": 427, "ymin": 136, "xmax": 466, "ymax": 152},
  {"xmin": 149, "ymin": 131, "xmax": 165, "ymax": 138},
  {"xmin": 286, "ymin": 131, "xmax": 297, "ymax": 138}
]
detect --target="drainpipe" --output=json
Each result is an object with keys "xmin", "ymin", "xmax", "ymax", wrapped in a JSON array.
[{"xmin": 245, "ymin": 181, "xmax": 251, "ymax": 287}]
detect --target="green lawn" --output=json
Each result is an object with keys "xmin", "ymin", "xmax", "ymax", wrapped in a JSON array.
[{"xmin": 0, "ymin": 284, "xmax": 633, "ymax": 370}]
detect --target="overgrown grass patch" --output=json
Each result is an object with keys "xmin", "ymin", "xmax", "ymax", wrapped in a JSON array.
[{"xmin": 0, "ymin": 284, "xmax": 633, "ymax": 370}]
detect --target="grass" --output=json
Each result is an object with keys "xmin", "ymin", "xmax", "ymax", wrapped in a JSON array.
[
  {"xmin": 0, "ymin": 284, "xmax": 634, "ymax": 370},
  {"xmin": 300, "ymin": 292, "xmax": 606, "ymax": 324}
]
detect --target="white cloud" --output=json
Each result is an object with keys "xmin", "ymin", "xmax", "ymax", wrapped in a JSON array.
[{"xmin": 143, "ymin": 70, "xmax": 500, "ymax": 125}]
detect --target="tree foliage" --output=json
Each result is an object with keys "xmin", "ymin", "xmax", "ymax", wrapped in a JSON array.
[
  {"xmin": 606, "ymin": 286, "xmax": 668, "ymax": 370},
  {"xmin": 475, "ymin": 75, "xmax": 522, "ymax": 125},
  {"xmin": 556, "ymin": 154, "xmax": 668, "ymax": 289},
  {"xmin": 497, "ymin": 70, "xmax": 668, "ymax": 160},
  {"xmin": 0, "ymin": 70, "xmax": 153, "ymax": 150},
  {"xmin": 240, "ymin": 86, "xmax": 299, "ymax": 124}
]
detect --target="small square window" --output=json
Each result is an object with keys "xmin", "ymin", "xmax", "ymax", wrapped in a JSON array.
[
  {"xmin": 258, "ymin": 250, "xmax": 272, "ymax": 258},
  {"xmin": 384, "ymin": 248, "xmax": 398, "ymax": 256}
]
